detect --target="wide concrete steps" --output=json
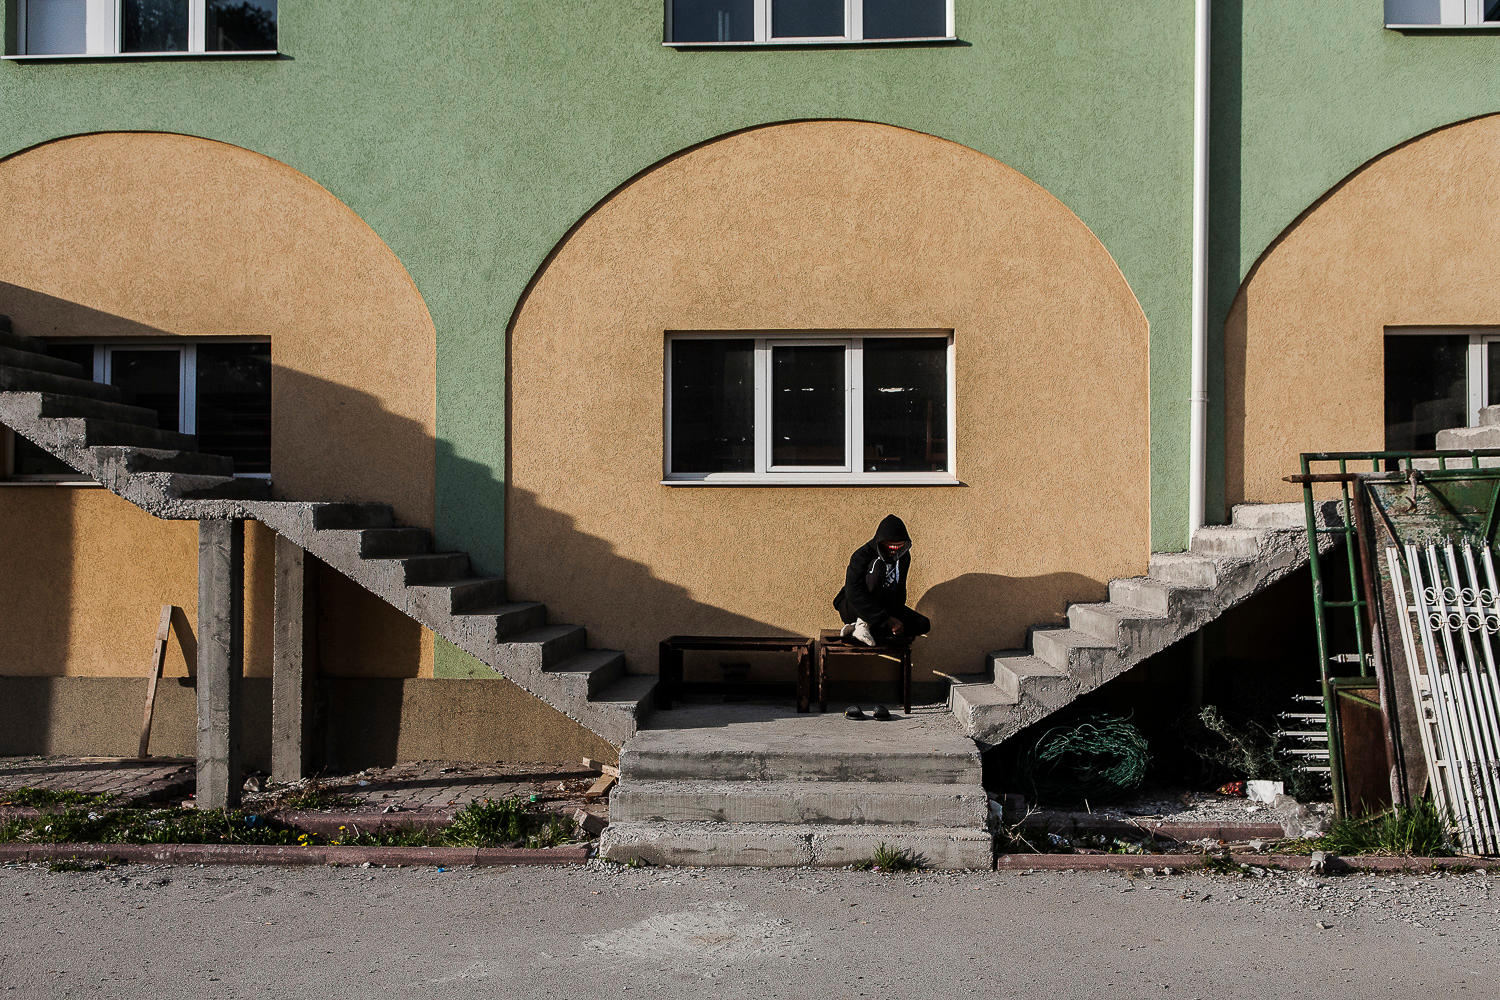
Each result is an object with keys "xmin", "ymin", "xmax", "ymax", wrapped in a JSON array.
[
  {"xmin": 600, "ymin": 705, "xmax": 992, "ymax": 869},
  {"xmin": 601, "ymin": 822, "xmax": 993, "ymax": 869},
  {"xmin": 949, "ymin": 500, "xmax": 1340, "ymax": 746},
  {"xmin": 0, "ymin": 316, "xmax": 655, "ymax": 747}
]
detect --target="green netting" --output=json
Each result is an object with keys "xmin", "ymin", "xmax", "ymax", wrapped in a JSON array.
[{"xmin": 1020, "ymin": 714, "xmax": 1151, "ymax": 805}]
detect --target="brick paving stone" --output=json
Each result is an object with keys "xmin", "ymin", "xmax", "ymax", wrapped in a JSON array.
[{"xmin": 0, "ymin": 755, "xmax": 194, "ymax": 806}]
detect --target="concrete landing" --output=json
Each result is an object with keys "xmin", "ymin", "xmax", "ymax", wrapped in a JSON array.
[{"xmin": 600, "ymin": 703, "xmax": 993, "ymax": 869}]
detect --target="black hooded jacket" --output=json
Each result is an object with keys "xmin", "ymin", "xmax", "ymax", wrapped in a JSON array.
[{"xmin": 833, "ymin": 515, "xmax": 912, "ymax": 627}]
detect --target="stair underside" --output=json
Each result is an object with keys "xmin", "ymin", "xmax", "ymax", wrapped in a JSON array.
[
  {"xmin": 949, "ymin": 502, "xmax": 1343, "ymax": 747},
  {"xmin": 0, "ymin": 327, "xmax": 654, "ymax": 747}
]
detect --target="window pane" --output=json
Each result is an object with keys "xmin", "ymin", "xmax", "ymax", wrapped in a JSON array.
[
  {"xmin": 1384, "ymin": 0, "xmax": 1444, "ymax": 23},
  {"xmin": 772, "ymin": 345, "xmax": 845, "ymax": 467},
  {"xmin": 109, "ymin": 349, "xmax": 181, "ymax": 432},
  {"xmin": 670, "ymin": 0, "xmax": 754, "ymax": 41},
  {"xmin": 25, "ymin": 0, "xmax": 87, "ymax": 55},
  {"xmin": 1384, "ymin": 334, "xmax": 1468, "ymax": 452},
  {"xmin": 1487, "ymin": 0, "xmax": 1500, "ymax": 21},
  {"xmin": 9, "ymin": 342, "xmax": 95, "ymax": 477},
  {"xmin": 863, "ymin": 0, "xmax": 947, "ymax": 38},
  {"xmin": 772, "ymin": 0, "xmax": 844, "ymax": 37},
  {"xmin": 122, "ymin": 0, "xmax": 189, "ymax": 52},
  {"xmin": 206, "ymin": 0, "xmax": 277, "ymax": 51},
  {"xmin": 1489, "ymin": 343, "xmax": 1500, "ymax": 407},
  {"xmin": 196, "ymin": 343, "xmax": 272, "ymax": 474},
  {"xmin": 863, "ymin": 338, "xmax": 947, "ymax": 472},
  {"xmin": 670, "ymin": 340, "xmax": 754, "ymax": 473}
]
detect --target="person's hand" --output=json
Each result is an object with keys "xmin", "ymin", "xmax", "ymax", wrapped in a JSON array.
[{"xmin": 889, "ymin": 619, "xmax": 905, "ymax": 635}]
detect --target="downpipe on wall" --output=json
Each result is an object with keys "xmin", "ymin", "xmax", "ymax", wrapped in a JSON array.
[{"xmin": 1189, "ymin": 0, "xmax": 1211, "ymax": 538}]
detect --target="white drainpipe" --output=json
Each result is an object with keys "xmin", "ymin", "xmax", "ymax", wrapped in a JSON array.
[{"xmin": 1188, "ymin": 0, "xmax": 1211, "ymax": 538}]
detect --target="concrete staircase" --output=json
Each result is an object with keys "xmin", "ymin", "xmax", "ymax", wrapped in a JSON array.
[
  {"xmin": 0, "ymin": 318, "xmax": 655, "ymax": 746},
  {"xmin": 949, "ymin": 502, "xmax": 1339, "ymax": 746},
  {"xmin": 600, "ymin": 704, "xmax": 993, "ymax": 868}
]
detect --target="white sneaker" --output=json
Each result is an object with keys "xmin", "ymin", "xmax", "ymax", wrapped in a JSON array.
[
  {"xmin": 851, "ymin": 620, "xmax": 877, "ymax": 647},
  {"xmin": 840, "ymin": 622, "xmax": 856, "ymax": 638}
]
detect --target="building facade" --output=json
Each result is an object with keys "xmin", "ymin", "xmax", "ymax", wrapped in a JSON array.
[{"xmin": 2, "ymin": 0, "xmax": 1498, "ymax": 766}]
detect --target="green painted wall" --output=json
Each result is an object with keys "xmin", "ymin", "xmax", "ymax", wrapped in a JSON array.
[
  {"xmin": 0, "ymin": 2, "xmax": 1198, "ymax": 680},
  {"xmin": 1208, "ymin": 1, "xmax": 1500, "ymax": 517}
]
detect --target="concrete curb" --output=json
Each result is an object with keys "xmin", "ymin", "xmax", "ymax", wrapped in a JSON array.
[
  {"xmin": 0, "ymin": 843, "xmax": 591, "ymax": 867},
  {"xmin": 993, "ymin": 852, "xmax": 1486, "ymax": 873},
  {"xmin": 269, "ymin": 810, "xmax": 456, "ymax": 835}
]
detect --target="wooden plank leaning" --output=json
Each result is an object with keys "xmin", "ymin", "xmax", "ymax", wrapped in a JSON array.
[{"xmin": 138, "ymin": 604, "xmax": 176, "ymax": 760}]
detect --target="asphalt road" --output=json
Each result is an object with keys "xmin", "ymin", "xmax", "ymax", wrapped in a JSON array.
[{"xmin": 2, "ymin": 860, "xmax": 1497, "ymax": 999}]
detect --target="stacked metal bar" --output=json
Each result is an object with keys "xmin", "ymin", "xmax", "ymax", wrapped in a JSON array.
[{"xmin": 1387, "ymin": 541, "xmax": 1500, "ymax": 854}]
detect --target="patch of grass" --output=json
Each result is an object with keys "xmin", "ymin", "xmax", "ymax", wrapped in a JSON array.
[
  {"xmin": 1311, "ymin": 799, "xmax": 1454, "ymax": 857},
  {"xmin": 275, "ymin": 779, "xmax": 360, "ymax": 811},
  {"xmin": 443, "ymin": 797, "xmax": 579, "ymax": 849},
  {"xmin": 1199, "ymin": 852, "xmax": 1239, "ymax": 875},
  {"xmin": 853, "ymin": 843, "xmax": 926, "ymax": 872},
  {"xmin": 1, "ymin": 787, "xmax": 113, "ymax": 809}
]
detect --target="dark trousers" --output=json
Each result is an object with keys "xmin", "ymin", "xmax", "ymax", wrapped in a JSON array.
[{"xmin": 840, "ymin": 605, "xmax": 931, "ymax": 643}]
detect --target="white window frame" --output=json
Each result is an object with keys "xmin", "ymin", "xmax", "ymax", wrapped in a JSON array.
[
  {"xmin": 1387, "ymin": 0, "xmax": 1500, "ymax": 28},
  {"xmin": 664, "ymin": 0, "xmax": 955, "ymax": 45},
  {"xmin": 663, "ymin": 331, "xmax": 958, "ymax": 486},
  {"xmin": 2, "ymin": 337, "xmax": 271, "ymax": 482},
  {"xmin": 10, "ymin": 0, "xmax": 278, "ymax": 59}
]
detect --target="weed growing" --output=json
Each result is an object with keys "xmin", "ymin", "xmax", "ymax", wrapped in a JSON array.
[
  {"xmin": 853, "ymin": 843, "xmax": 926, "ymax": 872},
  {"xmin": 1, "ymin": 787, "xmax": 114, "ymax": 809},
  {"xmin": 1312, "ymin": 799, "xmax": 1454, "ymax": 857},
  {"xmin": 444, "ymin": 797, "xmax": 579, "ymax": 849},
  {"xmin": 274, "ymin": 779, "xmax": 360, "ymax": 812}
]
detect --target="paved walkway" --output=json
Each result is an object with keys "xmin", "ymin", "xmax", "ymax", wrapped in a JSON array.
[
  {"xmin": 0, "ymin": 756, "xmax": 193, "ymax": 806},
  {"xmin": 0, "ymin": 863, "xmax": 1495, "ymax": 999}
]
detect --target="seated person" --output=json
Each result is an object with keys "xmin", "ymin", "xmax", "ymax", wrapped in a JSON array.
[{"xmin": 833, "ymin": 514, "xmax": 932, "ymax": 648}]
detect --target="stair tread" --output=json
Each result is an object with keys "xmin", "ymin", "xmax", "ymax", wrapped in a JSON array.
[
  {"xmin": 457, "ymin": 601, "xmax": 546, "ymax": 616},
  {"xmin": 950, "ymin": 683, "xmax": 1019, "ymax": 707},
  {"xmin": 548, "ymin": 648, "xmax": 623, "ymax": 675},
  {"xmin": 591, "ymin": 674, "xmax": 657, "ymax": 706},
  {"xmin": 990, "ymin": 651, "xmax": 1068, "ymax": 675},
  {"xmin": 1069, "ymin": 601, "xmax": 1165, "ymax": 623},
  {"xmin": 1031, "ymin": 627, "xmax": 1114, "ymax": 652},
  {"xmin": 507, "ymin": 623, "xmax": 585, "ymax": 645},
  {"xmin": 409, "ymin": 575, "xmax": 505, "ymax": 590}
]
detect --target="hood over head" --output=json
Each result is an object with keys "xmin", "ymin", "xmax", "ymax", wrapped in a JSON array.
[{"xmin": 872, "ymin": 514, "xmax": 911, "ymax": 557}]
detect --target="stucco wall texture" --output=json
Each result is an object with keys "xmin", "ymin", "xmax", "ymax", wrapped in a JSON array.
[
  {"xmin": 509, "ymin": 122, "xmax": 1151, "ymax": 682},
  {"xmin": 0, "ymin": 133, "xmax": 435, "ymax": 682},
  {"xmin": 1226, "ymin": 115, "xmax": 1500, "ymax": 506}
]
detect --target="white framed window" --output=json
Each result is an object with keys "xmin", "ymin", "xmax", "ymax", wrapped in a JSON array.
[
  {"xmin": 4, "ymin": 337, "xmax": 271, "ymax": 480},
  {"xmin": 664, "ymin": 331, "xmax": 957, "ymax": 485},
  {"xmin": 1383, "ymin": 327, "xmax": 1500, "ymax": 451},
  {"xmin": 1386, "ymin": 0, "xmax": 1500, "ymax": 27},
  {"xmin": 665, "ymin": 0, "xmax": 954, "ymax": 45},
  {"xmin": 11, "ymin": 0, "xmax": 277, "ymax": 58}
]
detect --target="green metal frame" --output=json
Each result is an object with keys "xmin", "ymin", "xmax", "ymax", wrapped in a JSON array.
[{"xmin": 1296, "ymin": 448, "xmax": 1500, "ymax": 816}]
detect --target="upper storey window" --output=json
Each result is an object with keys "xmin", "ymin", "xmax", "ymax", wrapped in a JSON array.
[
  {"xmin": 1385, "ymin": 0, "xmax": 1500, "ymax": 26},
  {"xmin": 16, "ymin": 0, "xmax": 276, "ymax": 56},
  {"xmin": 667, "ymin": 0, "xmax": 953, "ymax": 44}
]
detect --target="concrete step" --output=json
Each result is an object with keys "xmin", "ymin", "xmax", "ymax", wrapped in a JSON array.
[
  {"xmin": 1066, "ymin": 601, "xmax": 1162, "ymax": 646},
  {"xmin": 1029, "ymin": 627, "xmax": 1112, "ymax": 673},
  {"xmin": 1189, "ymin": 526, "xmax": 1262, "ymax": 558},
  {"xmin": 168, "ymin": 475, "xmax": 273, "ymax": 501},
  {"xmin": 947, "ymin": 682, "xmax": 1018, "ymax": 738},
  {"xmin": 1, "ymin": 366, "xmax": 126, "ymax": 403},
  {"xmin": 90, "ymin": 446, "xmax": 233, "ymax": 476},
  {"xmin": 0, "ymin": 318, "xmax": 48, "ymax": 355},
  {"xmin": 498, "ymin": 624, "xmax": 589, "ymax": 673},
  {"xmin": 598, "ymin": 821, "xmax": 993, "ymax": 869},
  {"xmin": 1436, "ymin": 424, "xmax": 1500, "ymax": 450},
  {"xmin": 1482, "ymin": 406, "xmax": 1500, "ymax": 428},
  {"xmin": 0, "ymin": 344, "xmax": 88, "ymax": 379},
  {"xmin": 349, "ymin": 527, "xmax": 432, "ymax": 558},
  {"xmin": 35, "ymin": 392, "xmax": 160, "ymax": 427},
  {"xmin": 43, "ymin": 416, "xmax": 196, "ymax": 451},
  {"xmin": 367, "ymin": 551, "xmax": 470, "ymax": 587},
  {"xmin": 1107, "ymin": 576, "xmax": 1180, "ymax": 616},
  {"xmin": 611, "ymin": 780, "xmax": 988, "ymax": 827},
  {"xmin": 309, "ymin": 502, "xmax": 394, "ymax": 531},
  {"xmin": 1230, "ymin": 503, "xmax": 1306, "ymax": 531},
  {"xmin": 408, "ymin": 576, "xmax": 508, "ymax": 616},
  {"xmin": 990, "ymin": 651, "xmax": 1074, "ymax": 708},
  {"xmin": 1147, "ymin": 551, "xmax": 1218, "ymax": 588},
  {"xmin": 591, "ymin": 674, "xmax": 658, "ymax": 711},
  {"xmin": 623, "ymin": 726, "xmax": 980, "ymax": 785},
  {"xmin": 545, "ymin": 648, "xmax": 626, "ymax": 698},
  {"xmin": 450, "ymin": 601, "xmax": 549, "ymax": 645}
]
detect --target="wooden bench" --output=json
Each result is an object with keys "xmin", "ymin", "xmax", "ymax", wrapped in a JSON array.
[
  {"xmin": 814, "ymin": 629, "xmax": 913, "ymax": 715},
  {"xmin": 657, "ymin": 635, "xmax": 816, "ymax": 712}
]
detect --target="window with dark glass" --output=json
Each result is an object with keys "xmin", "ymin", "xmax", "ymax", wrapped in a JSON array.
[
  {"xmin": 669, "ymin": 339, "xmax": 754, "ymax": 474},
  {"xmin": 666, "ymin": 0, "xmax": 951, "ymax": 43},
  {"xmin": 1384, "ymin": 334, "xmax": 1468, "ymax": 451},
  {"xmin": 15, "ymin": 0, "xmax": 277, "ymax": 56},
  {"xmin": 667, "ymin": 334, "xmax": 951, "ymax": 479},
  {"xmin": 5, "ymin": 339, "xmax": 271, "ymax": 480},
  {"xmin": 196, "ymin": 342, "xmax": 272, "ymax": 473}
]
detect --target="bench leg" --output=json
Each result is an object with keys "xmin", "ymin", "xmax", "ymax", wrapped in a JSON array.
[
  {"xmin": 796, "ymin": 644, "xmax": 810, "ymax": 713},
  {"xmin": 903, "ymin": 648, "xmax": 912, "ymax": 715},
  {"xmin": 817, "ymin": 642, "xmax": 828, "ymax": 713}
]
